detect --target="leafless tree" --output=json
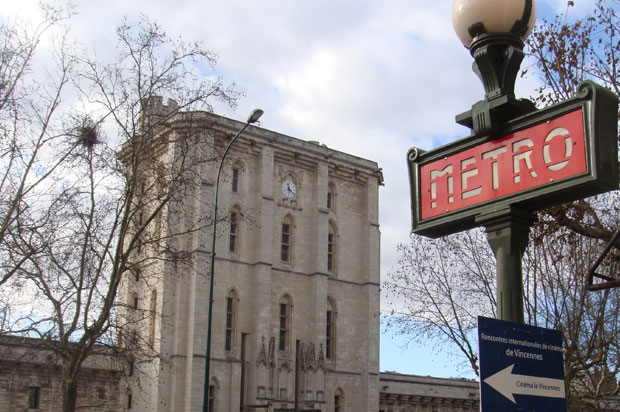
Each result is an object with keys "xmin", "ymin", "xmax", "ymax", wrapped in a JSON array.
[
  {"xmin": 526, "ymin": 4, "xmax": 620, "ymax": 406},
  {"xmin": 385, "ymin": 229, "xmax": 495, "ymax": 378},
  {"xmin": 385, "ymin": 216, "xmax": 620, "ymax": 410},
  {"xmin": 526, "ymin": 0, "xmax": 620, "ymax": 244},
  {"xmin": 0, "ymin": 3, "xmax": 74, "ymax": 288},
  {"xmin": 0, "ymin": 9, "xmax": 238, "ymax": 412}
]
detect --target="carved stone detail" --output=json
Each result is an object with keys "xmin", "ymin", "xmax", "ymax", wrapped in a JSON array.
[
  {"xmin": 317, "ymin": 343, "xmax": 325, "ymax": 370},
  {"xmin": 301, "ymin": 342, "xmax": 317, "ymax": 371},
  {"xmin": 256, "ymin": 335, "xmax": 267, "ymax": 367},
  {"xmin": 268, "ymin": 336, "xmax": 276, "ymax": 368},
  {"xmin": 277, "ymin": 165, "xmax": 304, "ymax": 188}
]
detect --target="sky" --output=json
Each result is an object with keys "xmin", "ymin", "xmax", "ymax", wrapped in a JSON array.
[{"xmin": 0, "ymin": 0, "xmax": 598, "ymax": 379}]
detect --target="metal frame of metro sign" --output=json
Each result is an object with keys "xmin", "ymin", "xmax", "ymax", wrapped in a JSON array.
[{"xmin": 408, "ymin": 81, "xmax": 619, "ymax": 238}]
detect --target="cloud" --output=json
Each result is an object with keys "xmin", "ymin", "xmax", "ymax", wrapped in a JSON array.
[{"xmin": 2, "ymin": 0, "xmax": 568, "ymax": 316}]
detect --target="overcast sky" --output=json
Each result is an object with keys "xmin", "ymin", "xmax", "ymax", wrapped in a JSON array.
[{"xmin": 1, "ymin": 0, "xmax": 597, "ymax": 378}]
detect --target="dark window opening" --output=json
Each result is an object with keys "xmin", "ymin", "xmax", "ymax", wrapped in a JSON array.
[
  {"xmin": 326, "ymin": 310, "xmax": 333, "ymax": 359},
  {"xmin": 279, "ymin": 302, "xmax": 289, "ymax": 351},
  {"xmin": 229, "ymin": 212, "xmax": 238, "ymax": 252},
  {"xmin": 281, "ymin": 223, "xmax": 291, "ymax": 262},
  {"xmin": 232, "ymin": 168, "xmax": 239, "ymax": 193},
  {"xmin": 327, "ymin": 233, "xmax": 335, "ymax": 271},
  {"xmin": 327, "ymin": 184, "xmax": 335, "ymax": 211},
  {"xmin": 208, "ymin": 385, "xmax": 215, "ymax": 412},
  {"xmin": 225, "ymin": 296, "xmax": 234, "ymax": 351},
  {"xmin": 334, "ymin": 394, "xmax": 341, "ymax": 412},
  {"xmin": 28, "ymin": 387, "xmax": 40, "ymax": 409}
]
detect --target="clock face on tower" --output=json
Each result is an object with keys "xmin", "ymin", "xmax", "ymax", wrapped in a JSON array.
[{"xmin": 281, "ymin": 179, "xmax": 296, "ymax": 198}]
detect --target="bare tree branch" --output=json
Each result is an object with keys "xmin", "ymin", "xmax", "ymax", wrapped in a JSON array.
[{"xmin": 0, "ymin": 10, "xmax": 238, "ymax": 412}]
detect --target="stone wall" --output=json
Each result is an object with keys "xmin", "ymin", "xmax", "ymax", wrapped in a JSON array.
[
  {"xmin": 379, "ymin": 372, "xmax": 480, "ymax": 412},
  {"xmin": 0, "ymin": 336, "xmax": 123, "ymax": 412}
]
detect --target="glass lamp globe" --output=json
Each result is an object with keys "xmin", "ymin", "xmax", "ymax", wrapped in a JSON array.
[{"xmin": 452, "ymin": 0, "xmax": 536, "ymax": 48}]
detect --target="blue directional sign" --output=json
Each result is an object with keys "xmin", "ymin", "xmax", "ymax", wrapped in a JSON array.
[{"xmin": 478, "ymin": 316, "xmax": 566, "ymax": 412}]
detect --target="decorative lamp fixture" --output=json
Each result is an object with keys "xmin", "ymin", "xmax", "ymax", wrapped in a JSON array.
[
  {"xmin": 452, "ymin": 0, "xmax": 536, "ymax": 48},
  {"xmin": 452, "ymin": 0, "xmax": 537, "ymax": 135}
]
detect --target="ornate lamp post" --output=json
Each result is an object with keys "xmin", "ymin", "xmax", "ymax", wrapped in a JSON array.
[
  {"xmin": 203, "ymin": 109, "xmax": 264, "ymax": 412},
  {"xmin": 453, "ymin": 0, "xmax": 537, "ymax": 136},
  {"xmin": 452, "ymin": 0, "xmax": 537, "ymax": 323},
  {"xmin": 409, "ymin": 1, "xmax": 617, "ymax": 329}
]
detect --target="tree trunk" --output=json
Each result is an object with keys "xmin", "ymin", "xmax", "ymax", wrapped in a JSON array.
[{"xmin": 61, "ymin": 368, "xmax": 79, "ymax": 412}]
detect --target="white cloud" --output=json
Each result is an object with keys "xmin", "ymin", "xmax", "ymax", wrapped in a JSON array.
[{"xmin": 1, "ymin": 0, "xmax": 564, "ymax": 298}]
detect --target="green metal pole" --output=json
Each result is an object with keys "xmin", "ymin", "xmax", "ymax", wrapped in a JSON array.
[
  {"xmin": 476, "ymin": 207, "xmax": 535, "ymax": 323},
  {"xmin": 203, "ymin": 109, "xmax": 262, "ymax": 412},
  {"xmin": 202, "ymin": 122, "xmax": 248, "ymax": 412}
]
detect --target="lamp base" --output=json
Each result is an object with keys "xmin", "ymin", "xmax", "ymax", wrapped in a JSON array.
[
  {"xmin": 456, "ymin": 96, "xmax": 535, "ymax": 136},
  {"xmin": 456, "ymin": 33, "xmax": 536, "ymax": 136}
]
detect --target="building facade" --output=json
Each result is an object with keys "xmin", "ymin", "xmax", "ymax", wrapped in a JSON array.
[{"xmin": 121, "ymin": 101, "xmax": 384, "ymax": 412}]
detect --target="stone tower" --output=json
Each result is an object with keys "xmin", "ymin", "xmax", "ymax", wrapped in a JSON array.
[{"xmin": 120, "ymin": 103, "xmax": 383, "ymax": 412}]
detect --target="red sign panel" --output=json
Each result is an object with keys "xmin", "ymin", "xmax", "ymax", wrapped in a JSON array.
[{"xmin": 419, "ymin": 109, "xmax": 586, "ymax": 220}]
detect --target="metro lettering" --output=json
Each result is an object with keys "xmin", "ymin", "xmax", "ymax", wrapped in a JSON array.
[{"xmin": 419, "ymin": 110, "xmax": 586, "ymax": 220}]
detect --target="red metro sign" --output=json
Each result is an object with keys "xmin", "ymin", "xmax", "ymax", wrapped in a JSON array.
[
  {"xmin": 420, "ymin": 109, "xmax": 585, "ymax": 220},
  {"xmin": 408, "ymin": 81, "xmax": 618, "ymax": 238}
]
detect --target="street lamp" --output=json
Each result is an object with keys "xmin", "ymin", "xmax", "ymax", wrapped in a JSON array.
[
  {"xmin": 203, "ymin": 108, "xmax": 263, "ymax": 412},
  {"xmin": 453, "ymin": 0, "xmax": 537, "ymax": 136},
  {"xmin": 452, "ymin": 0, "xmax": 537, "ymax": 323}
]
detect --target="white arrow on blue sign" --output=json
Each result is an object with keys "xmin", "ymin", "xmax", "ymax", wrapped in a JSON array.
[{"xmin": 484, "ymin": 364, "xmax": 566, "ymax": 403}]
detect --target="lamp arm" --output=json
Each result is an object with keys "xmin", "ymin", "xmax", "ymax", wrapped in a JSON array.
[{"xmin": 203, "ymin": 119, "xmax": 251, "ymax": 412}]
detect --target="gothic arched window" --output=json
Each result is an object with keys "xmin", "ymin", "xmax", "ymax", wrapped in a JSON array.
[
  {"xmin": 327, "ymin": 183, "xmax": 336, "ymax": 211},
  {"xmin": 281, "ymin": 215, "xmax": 294, "ymax": 263},
  {"xmin": 279, "ymin": 295, "xmax": 292, "ymax": 352},
  {"xmin": 225, "ymin": 289, "xmax": 238, "ymax": 352},
  {"xmin": 232, "ymin": 168, "xmax": 239, "ymax": 193},
  {"xmin": 334, "ymin": 388, "xmax": 344, "ymax": 412},
  {"xmin": 326, "ymin": 297, "xmax": 336, "ymax": 360},
  {"xmin": 229, "ymin": 207, "xmax": 241, "ymax": 253},
  {"xmin": 327, "ymin": 221, "xmax": 337, "ymax": 273}
]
